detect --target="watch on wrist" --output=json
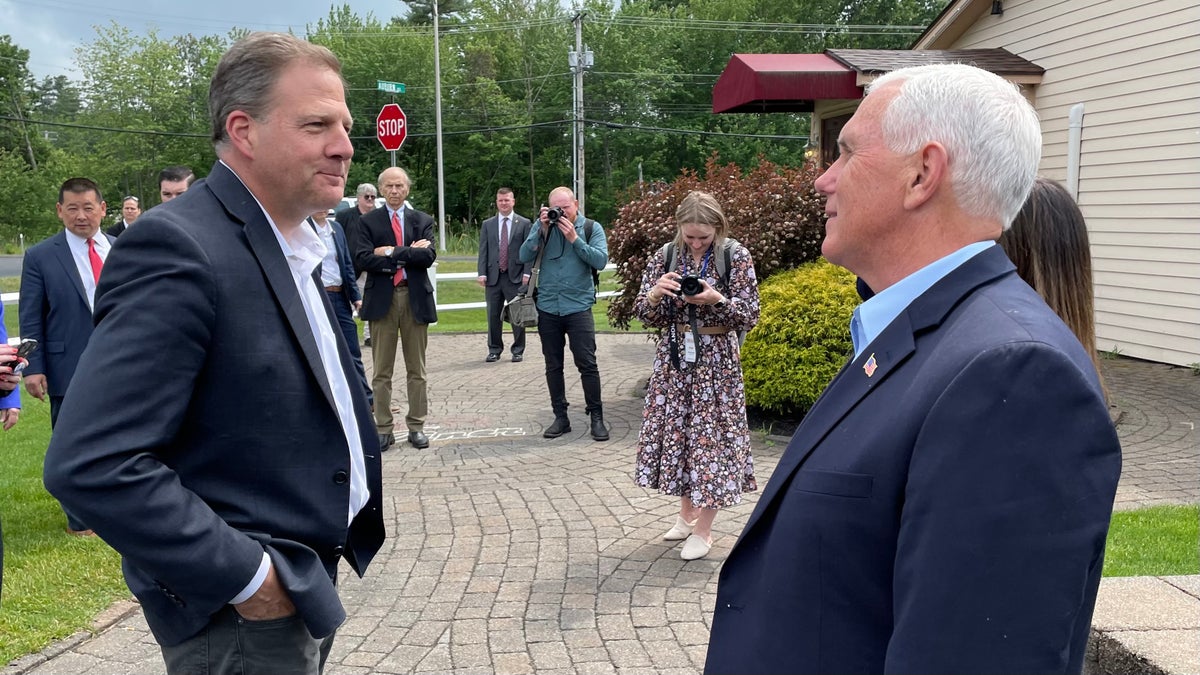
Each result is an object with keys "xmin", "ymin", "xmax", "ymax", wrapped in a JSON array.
[
  {"xmin": 385, "ymin": 246, "xmax": 395, "ymax": 257},
  {"xmin": 714, "ymin": 295, "xmax": 729, "ymax": 308}
]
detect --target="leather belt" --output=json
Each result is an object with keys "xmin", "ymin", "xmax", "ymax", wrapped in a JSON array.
[
  {"xmin": 676, "ymin": 324, "xmax": 733, "ymax": 335},
  {"xmin": 394, "ymin": 280, "xmax": 408, "ymax": 287},
  {"xmin": 324, "ymin": 285, "xmax": 342, "ymax": 293}
]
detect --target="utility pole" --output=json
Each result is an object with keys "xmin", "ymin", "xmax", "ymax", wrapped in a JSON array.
[
  {"xmin": 434, "ymin": 0, "xmax": 447, "ymax": 251},
  {"xmin": 569, "ymin": 12, "xmax": 592, "ymax": 214}
]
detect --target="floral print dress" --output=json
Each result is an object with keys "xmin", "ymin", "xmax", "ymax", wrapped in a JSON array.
[{"xmin": 633, "ymin": 242, "xmax": 760, "ymax": 509}]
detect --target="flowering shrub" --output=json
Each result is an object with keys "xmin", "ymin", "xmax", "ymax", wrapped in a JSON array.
[
  {"xmin": 605, "ymin": 155, "xmax": 826, "ymax": 329},
  {"xmin": 741, "ymin": 259, "xmax": 859, "ymax": 416}
]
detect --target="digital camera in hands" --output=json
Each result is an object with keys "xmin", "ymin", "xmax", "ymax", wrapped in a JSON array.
[
  {"xmin": 545, "ymin": 206, "xmax": 564, "ymax": 223},
  {"xmin": 678, "ymin": 274, "xmax": 704, "ymax": 297}
]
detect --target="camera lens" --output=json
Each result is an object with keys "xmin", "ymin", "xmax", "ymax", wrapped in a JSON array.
[
  {"xmin": 679, "ymin": 275, "xmax": 703, "ymax": 296},
  {"xmin": 546, "ymin": 206, "xmax": 563, "ymax": 222}
]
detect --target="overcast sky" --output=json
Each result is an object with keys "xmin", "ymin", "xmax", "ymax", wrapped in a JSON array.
[{"xmin": 3, "ymin": 0, "xmax": 406, "ymax": 80}]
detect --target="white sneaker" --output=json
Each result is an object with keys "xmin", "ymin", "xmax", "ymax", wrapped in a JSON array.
[
  {"xmin": 663, "ymin": 515, "xmax": 698, "ymax": 541},
  {"xmin": 680, "ymin": 534, "xmax": 712, "ymax": 560}
]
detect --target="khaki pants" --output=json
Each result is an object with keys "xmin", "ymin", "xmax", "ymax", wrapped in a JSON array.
[{"xmin": 369, "ymin": 285, "xmax": 428, "ymax": 434}]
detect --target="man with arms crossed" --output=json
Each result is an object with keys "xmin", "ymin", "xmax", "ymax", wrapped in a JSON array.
[
  {"xmin": 705, "ymin": 64, "xmax": 1121, "ymax": 674},
  {"xmin": 477, "ymin": 187, "xmax": 532, "ymax": 362},
  {"xmin": 44, "ymin": 33, "xmax": 383, "ymax": 674},
  {"xmin": 354, "ymin": 166, "xmax": 437, "ymax": 451}
]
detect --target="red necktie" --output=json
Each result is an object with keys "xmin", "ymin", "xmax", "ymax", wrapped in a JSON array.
[
  {"xmin": 499, "ymin": 216, "xmax": 509, "ymax": 272},
  {"xmin": 390, "ymin": 210, "xmax": 406, "ymax": 285},
  {"xmin": 87, "ymin": 238, "xmax": 103, "ymax": 284}
]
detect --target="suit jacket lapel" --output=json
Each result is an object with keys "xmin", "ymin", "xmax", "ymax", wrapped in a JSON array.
[
  {"xmin": 51, "ymin": 233, "xmax": 89, "ymax": 307},
  {"xmin": 737, "ymin": 246, "xmax": 1017, "ymax": 541},
  {"xmin": 206, "ymin": 163, "xmax": 337, "ymax": 412}
]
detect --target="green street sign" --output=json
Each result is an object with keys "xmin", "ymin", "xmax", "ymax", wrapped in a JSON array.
[{"xmin": 377, "ymin": 80, "xmax": 406, "ymax": 94}]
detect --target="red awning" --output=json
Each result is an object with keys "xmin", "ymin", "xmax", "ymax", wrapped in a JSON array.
[{"xmin": 712, "ymin": 53, "xmax": 862, "ymax": 114}]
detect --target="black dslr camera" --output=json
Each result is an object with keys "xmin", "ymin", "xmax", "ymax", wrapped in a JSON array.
[
  {"xmin": 678, "ymin": 274, "xmax": 704, "ymax": 296},
  {"xmin": 545, "ymin": 206, "xmax": 564, "ymax": 223}
]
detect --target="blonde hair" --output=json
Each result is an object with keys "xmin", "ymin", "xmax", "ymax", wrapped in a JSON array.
[{"xmin": 672, "ymin": 191, "xmax": 728, "ymax": 249}]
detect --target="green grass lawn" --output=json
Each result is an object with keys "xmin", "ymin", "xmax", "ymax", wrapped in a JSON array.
[
  {"xmin": 1102, "ymin": 504, "xmax": 1199, "ymax": 577},
  {"xmin": 0, "ymin": 401, "xmax": 128, "ymax": 664}
]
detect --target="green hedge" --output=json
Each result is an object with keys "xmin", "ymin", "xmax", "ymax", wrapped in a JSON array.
[{"xmin": 742, "ymin": 259, "xmax": 858, "ymax": 416}]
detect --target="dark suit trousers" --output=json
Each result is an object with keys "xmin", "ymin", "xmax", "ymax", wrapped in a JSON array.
[
  {"xmin": 160, "ymin": 606, "xmax": 334, "ymax": 675},
  {"xmin": 538, "ymin": 309, "xmax": 602, "ymax": 417},
  {"xmin": 324, "ymin": 290, "xmax": 362, "ymax": 364},
  {"xmin": 50, "ymin": 395, "xmax": 88, "ymax": 531},
  {"xmin": 485, "ymin": 275, "xmax": 525, "ymax": 356}
]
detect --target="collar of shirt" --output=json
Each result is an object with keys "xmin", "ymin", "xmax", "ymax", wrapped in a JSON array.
[
  {"xmin": 64, "ymin": 229, "xmax": 112, "ymax": 259},
  {"xmin": 851, "ymin": 241, "xmax": 994, "ymax": 358},
  {"xmin": 218, "ymin": 160, "xmax": 329, "ymax": 268},
  {"xmin": 387, "ymin": 205, "xmax": 404, "ymax": 223}
]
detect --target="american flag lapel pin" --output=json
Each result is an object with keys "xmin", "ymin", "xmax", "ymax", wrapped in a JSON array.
[{"xmin": 863, "ymin": 353, "xmax": 878, "ymax": 377}]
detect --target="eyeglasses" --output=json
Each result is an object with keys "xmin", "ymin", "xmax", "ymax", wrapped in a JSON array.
[
  {"xmin": 123, "ymin": 196, "xmax": 139, "ymax": 203},
  {"xmin": 361, "ymin": 194, "xmax": 377, "ymax": 199}
]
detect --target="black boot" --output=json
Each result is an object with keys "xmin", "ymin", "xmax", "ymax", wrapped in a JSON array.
[
  {"xmin": 590, "ymin": 413, "xmax": 609, "ymax": 441},
  {"xmin": 544, "ymin": 416, "xmax": 572, "ymax": 438}
]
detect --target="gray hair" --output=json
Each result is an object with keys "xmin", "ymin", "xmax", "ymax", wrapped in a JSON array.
[
  {"xmin": 209, "ymin": 32, "xmax": 343, "ymax": 150},
  {"xmin": 356, "ymin": 183, "xmax": 377, "ymax": 197},
  {"xmin": 870, "ymin": 63, "xmax": 1041, "ymax": 229}
]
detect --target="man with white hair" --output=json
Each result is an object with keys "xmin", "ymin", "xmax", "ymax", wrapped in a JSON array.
[{"xmin": 705, "ymin": 64, "xmax": 1120, "ymax": 674}]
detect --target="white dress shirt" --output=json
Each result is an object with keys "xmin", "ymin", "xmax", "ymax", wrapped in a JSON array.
[{"xmin": 64, "ymin": 229, "xmax": 111, "ymax": 311}]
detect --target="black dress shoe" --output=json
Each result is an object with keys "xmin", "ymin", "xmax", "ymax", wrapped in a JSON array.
[
  {"xmin": 590, "ymin": 415, "xmax": 609, "ymax": 441},
  {"xmin": 379, "ymin": 432, "xmax": 395, "ymax": 452},
  {"xmin": 543, "ymin": 417, "xmax": 571, "ymax": 438},
  {"xmin": 485, "ymin": 353, "xmax": 501, "ymax": 362},
  {"xmin": 511, "ymin": 354, "xmax": 523, "ymax": 363},
  {"xmin": 408, "ymin": 430, "xmax": 429, "ymax": 448},
  {"xmin": 364, "ymin": 337, "xmax": 371, "ymax": 347}
]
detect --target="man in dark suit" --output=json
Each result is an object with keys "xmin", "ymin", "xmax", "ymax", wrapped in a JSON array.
[
  {"xmin": 20, "ymin": 177, "xmax": 115, "ymax": 536},
  {"xmin": 43, "ymin": 33, "xmax": 383, "ymax": 674},
  {"xmin": 310, "ymin": 207, "xmax": 368, "ymax": 400},
  {"xmin": 354, "ymin": 166, "xmax": 437, "ymax": 451},
  {"xmin": 705, "ymin": 64, "xmax": 1121, "ymax": 675},
  {"xmin": 157, "ymin": 165, "xmax": 193, "ymax": 204},
  {"xmin": 105, "ymin": 195, "xmax": 141, "ymax": 238},
  {"xmin": 20, "ymin": 177, "xmax": 113, "ymax": 430},
  {"xmin": 476, "ymin": 187, "xmax": 532, "ymax": 362}
]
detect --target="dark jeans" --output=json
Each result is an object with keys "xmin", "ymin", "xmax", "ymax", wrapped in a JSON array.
[
  {"xmin": 486, "ymin": 275, "xmax": 525, "ymax": 356},
  {"xmin": 161, "ymin": 606, "xmax": 335, "ymax": 675},
  {"xmin": 538, "ymin": 308, "xmax": 602, "ymax": 417}
]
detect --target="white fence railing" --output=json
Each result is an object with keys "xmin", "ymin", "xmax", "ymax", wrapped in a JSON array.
[{"xmin": 1, "ymin": 262, "xmax": 622, "ymax": 311}]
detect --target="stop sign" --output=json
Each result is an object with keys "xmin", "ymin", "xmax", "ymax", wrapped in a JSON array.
[{"xmin": 376, "ymin": 103, "xmax": 407, "ymax": 151}]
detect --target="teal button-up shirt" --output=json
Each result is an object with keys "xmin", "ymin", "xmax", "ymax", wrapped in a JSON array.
[{"xmin": 519, "ymin": 214, "xmax": 608, "ymax": 316}]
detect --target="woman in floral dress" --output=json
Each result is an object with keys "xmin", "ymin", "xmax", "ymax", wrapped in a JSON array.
[{"xmin": 633, "ymin": 191, "xmax": 760, "ymax": 560}]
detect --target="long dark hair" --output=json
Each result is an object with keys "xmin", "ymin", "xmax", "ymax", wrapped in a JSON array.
[{"xmin": 1000, "ymin": 177, "xmax": 1105, "ymax": 397}]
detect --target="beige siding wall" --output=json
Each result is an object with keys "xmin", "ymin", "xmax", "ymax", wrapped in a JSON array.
[{"xmin": 954, "ymin": 0, "xmax": 1200, "ymax": 366}]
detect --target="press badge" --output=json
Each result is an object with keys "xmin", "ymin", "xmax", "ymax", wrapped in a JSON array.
[{"xmin": 684, "ymin": 331, "xmax": 697, "ymax": 363}]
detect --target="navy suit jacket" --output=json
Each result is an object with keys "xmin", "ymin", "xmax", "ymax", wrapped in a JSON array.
[
  {"xmin": 43, "ymin": 162, "xmax": 384, "ymax": 647},
  {"xmin": 706, "ymin": 246, "xmax": 1121, "ymax": 674},
  {"xmin": 354, "ymin": 205, "xmax": 437, "ymax": 324},
  {"xmin": 19, "ymin": 229, "xmax": 115, "ymax": 397},
  {"xmin": 312, "ymin": 217, "xmax": 361, "ymax": 308},
  {"xmin": 477, "ymin": 212, "xmax": 533, "ymax": 286}
]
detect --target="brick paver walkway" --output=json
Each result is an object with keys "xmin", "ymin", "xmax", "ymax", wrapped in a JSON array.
[{"xmin": 6, "ymin": 333, "xmax": 1197, "ymax": 674}]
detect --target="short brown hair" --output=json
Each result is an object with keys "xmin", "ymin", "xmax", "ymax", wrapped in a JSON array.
[{"xmin": 209, "ymin": 32, "xmax": 343, "ymax": 149}]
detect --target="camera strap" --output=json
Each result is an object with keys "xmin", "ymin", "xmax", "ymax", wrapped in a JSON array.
[{"xmin": 665, "ymin": 247, "xmax": 710, "ymax": 370}]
